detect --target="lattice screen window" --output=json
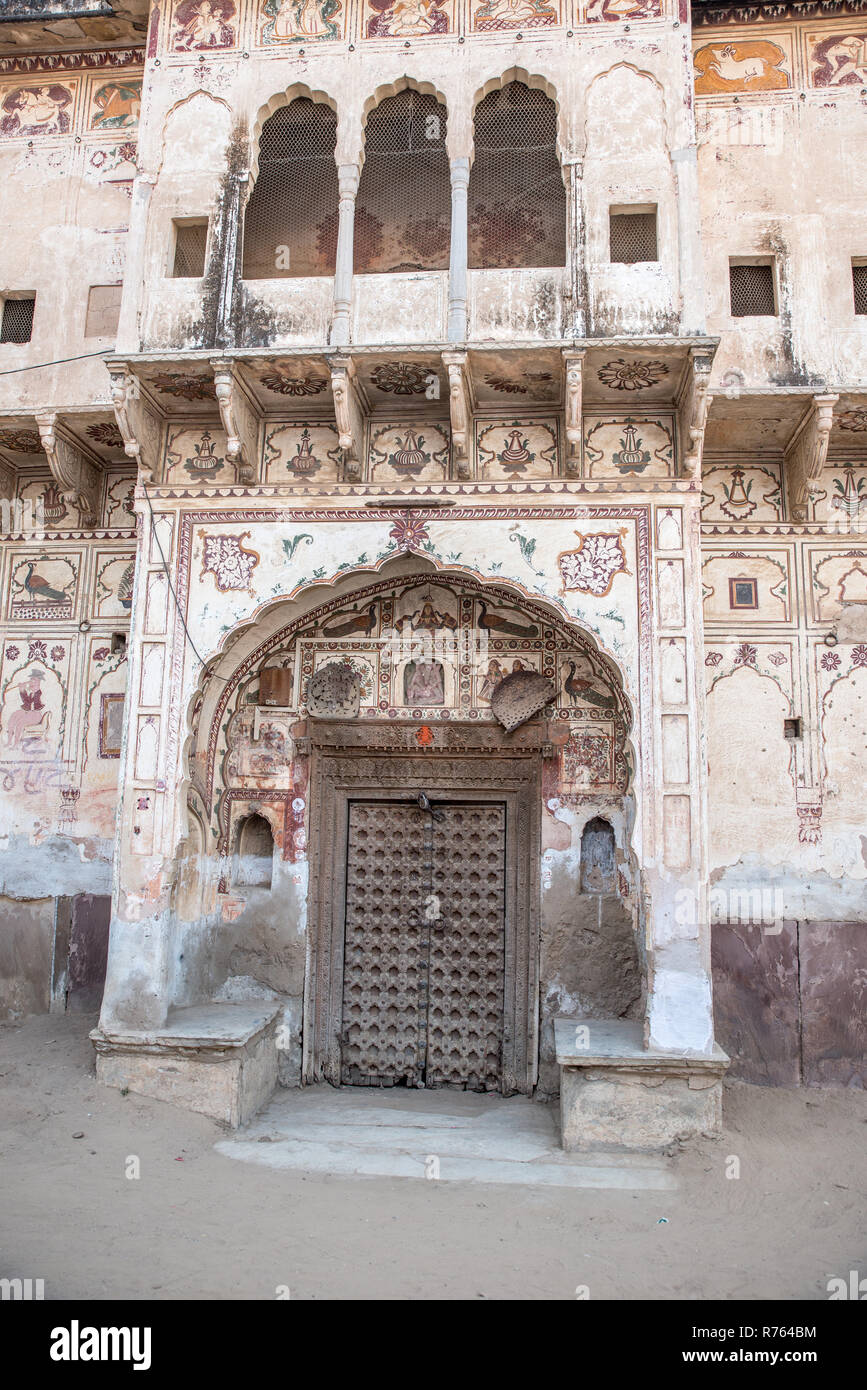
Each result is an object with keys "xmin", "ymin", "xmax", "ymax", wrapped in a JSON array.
[
  {"xmin": 853, "ymin": 262, "xmax": 867, "ymax": 315},
  {"xmin": 468, "ymin": 82, "xmax": 566, "ymax": 270},
  {"xmin": 729, "ymin": 261, "xmax": 776, "ymax": 317},
  {"xmin": 0, "ymin": 296, "xmax": 35, "ymax": 343},
  {"xmin": 610, "ymin": 209, "xmax": 658, "ymax": 264},
  {"xmin": 243, "ymin": 98, "xmax": 339, "ymax": 280},
  {"xmin": 85, "ymin": 285, "xmax": 122, "ymax": 338},
  {"xmin": 171, "ymin": 220, "xmax": 208, "ymax": 278},
  {"xmin": 354, "ymin": 89, "xmax": 450, "ymax": 275}
]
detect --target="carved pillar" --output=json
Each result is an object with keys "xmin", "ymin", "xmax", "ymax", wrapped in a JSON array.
[
  {"xmin": 562, "ymin": 349, "xmax": 584, "ymax": 477},
  {"xmin": 564, "ymin": 159, "xmax": 586, "ymax": 338},
  {"xmin": 214, "ymin": 169, "xmax": 248, "ymax": 351},
  {"xmin": 676, "ymin": 348, "xmax": 715, "ymax": 481},
  {"xmin": 330, "ymin": 164, "xmax": 359, "ymax": 348},
  {"xmin": 442, "ymin": 351, "xmax": 472, "ymax": 479},
  {"xmin": 211, "ymin": 358, "xmax": 257, "ymax": 483},
  {"xmin": 329, "ymin": 354, "xmax": 363, "ymax": 480},
  {"xmin": 785, "ymin": 394, "xmax": 838, "ymax": 521},
  {"xmin": 107, "ymin": 362, "xmax": 162, "ymax": 485},
  {"xmin": 36, "ymin": 413, "xmax": 100, "ymax": 526},
  {"xmin": 448, "ymin": 157, "xmax": 470, "ymax": 344}
]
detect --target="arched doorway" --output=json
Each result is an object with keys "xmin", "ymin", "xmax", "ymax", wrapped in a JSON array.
[{"xmin": 185, "ymin": 561, "xmax": 634, "ymax": 1097}]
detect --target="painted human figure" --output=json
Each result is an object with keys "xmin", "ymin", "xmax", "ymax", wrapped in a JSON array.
[
  {"xmin": 824, "ymin": 36, "xmax": 867, "ymax": 85},
  {"xmin": 479, "ymin": 658, "xmax": 506, "ymax": 703},
  {"xmin": 478, "ymin": 0, "xmax": 549, "ymax": 22},
  {"xmin": 405, "ymin": 661, "xmax": 445, "ymax": 705},
  {"xmin": 175, "ymin": 0, "xmax": 232, "ymax": 49},
  {"xmin": 16, "ymin": 86, "xmax": 68, "ymax": 133},
  {"xmin": 4, "ymin": 669, "xmax": 48, "ymax": 750},
  {"xmin": 381, "ymin": 0, "xmax": 438, "ymax": 34},
  {"xmin": 273, "ymin": 0, "xmax": 329, "ymax": 37}
]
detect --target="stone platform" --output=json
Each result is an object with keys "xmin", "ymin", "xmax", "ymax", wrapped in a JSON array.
[
  {"xmin": 91, "ymin": 1002, "xmax": 281, "ymax": 1128},
  {"xmin": 555, "ymin": 1017, "xmax": 729, "ymax": 1151}
]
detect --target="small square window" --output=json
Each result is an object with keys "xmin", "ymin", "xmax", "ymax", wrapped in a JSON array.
[
  {"xmin": 0, "ymin": 295, "xmax": 35, "ymax": 343},
  {"xmin": 783, "ymin": 717, "xmax": 802, "ymax": 740},
  {"xmin": 610, "ymin": 208, "xmax": 658, "ymax": 264},
  {"xmin": 729, "ymin": 262, "xmax": 776, "ymax": 317},
  {"xmin": 853, "ymin": 263, "xmax": 867, "ymax": 315},
  {"xmin": 171, "ymin": 220, "xmax": 208, "ymax": 278},
  {"xmin": 85, "ymin": 285, "xmax": 122, "ymax": 339},
  {"xmin": 729, "ymin": 577, "xmax": 758, "ymax": 609}
]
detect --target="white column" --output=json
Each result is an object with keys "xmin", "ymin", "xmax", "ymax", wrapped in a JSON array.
[
  {"xmin": 330, "ymin": 163, "xmax": 359, "ymax": 348},
  {"xmin": 448, "ymin": 156, "xmax": 470, "ymax": 343},
  {"xmin": 671, "ymin": 146, "xmax": 707, "ymax": 337}
]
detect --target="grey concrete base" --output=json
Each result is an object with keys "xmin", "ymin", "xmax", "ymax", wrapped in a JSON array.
[
  {"xmin": 555, "ymin": 1017, "xmax": 729, "ymax": 1151},
  {"xmin": 91, "ymin": 1002, "xmax": 280, "ymax": 1128},
  {"xmin": 215, "ymin": 1086, "xmax": 675, "ymax": 1190}
]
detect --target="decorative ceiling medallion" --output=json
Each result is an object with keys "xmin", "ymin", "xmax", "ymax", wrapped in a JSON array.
[
  {"xmin": 0, "ymin": 428, "xmax": 42, "ymax": 453},
  {"xmin": 151, "ymin": 372, "xmax": 216, "ymax": 400},
  {"xmin": 86, "ymin": 422, "xmax": 125, "ymax": 449},
  {"xmin": 369, "ymin": 364, "xmax": 431, "ymax": 395},
  {"xmin": 261, "ymin": 370, "xmax": 328, "ymax": 396},
  {"xmin": 838, "ymin": 408, "xmax": 867, "ymax": 432},
  {"xmin": 484, "ymin": 371, "xmax": 554, "ymax": 395},
  {"xmin": 597, "ymin": 359, "xmax": 669, "ymax": 391}
]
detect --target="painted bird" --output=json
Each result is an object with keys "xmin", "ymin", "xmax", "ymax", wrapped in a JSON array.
[
  {"xmin": 564, "ymin": 660, "xmax": 613, "ymax": 710},
  {"xmin": 322, "ymin": 603, "xmax": 377, "ymax": 637},
  {"xmin": 477, "ymin": 601, "xmax": 538, "ymax": 639},
  {"xmin": 22, "ymin": 563, "xmax": 67, "ymax": 603}
]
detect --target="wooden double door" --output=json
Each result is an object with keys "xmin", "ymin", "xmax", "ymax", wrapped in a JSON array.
[{"xmin": 340, "ymin": 798, "xmax": 507, "ymax": 1090}]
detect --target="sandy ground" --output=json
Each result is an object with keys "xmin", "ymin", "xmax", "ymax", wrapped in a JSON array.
[{"xmin": 1, "ymin": 1011, "xmax": 865, "ymax": 1301}]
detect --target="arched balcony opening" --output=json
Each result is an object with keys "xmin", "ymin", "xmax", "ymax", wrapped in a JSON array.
[
  {"xmin": 242, "ymin": 97, "xmax": 338, "ymax": 281},
  {"xmin": 354, "ymin": 88, "xmax": 451, "ymax": 275},
  {"xmin": 468, "ymin": 81, "xmax": 566, "ymax": 270}
]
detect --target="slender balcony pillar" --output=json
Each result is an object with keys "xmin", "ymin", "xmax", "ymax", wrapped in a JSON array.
[
  {"xmin": 448, "ymin": 157, "xmax": 470, "ymax": 343},
  {"xmin": 330, "ymin": 163, "xmax": 359, "ymax": 347}
]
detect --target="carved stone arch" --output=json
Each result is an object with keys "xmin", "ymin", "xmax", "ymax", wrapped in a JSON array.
[
  {"xmin": 471, "ymin": 67, "xmax": 564, "ymax": 163},
  {"xmin": 248, "ymin": 82, "xmax": 339, "ymax": 184},
  {"xmin": 583, "ymin": 62, "xmax": 673, "ymax": 159},
  {"xmin": 182, "ymin": 554, "xmax": 636, "ymax": 832}
]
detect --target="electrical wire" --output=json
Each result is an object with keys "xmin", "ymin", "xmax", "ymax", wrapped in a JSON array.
[
  {"xmin": 141, "ymin": 480, "xmax": 230, "ymax": 684},
  {"xmin": 0, "ymin": 349, "xmax": 111, "ymax": 376}
]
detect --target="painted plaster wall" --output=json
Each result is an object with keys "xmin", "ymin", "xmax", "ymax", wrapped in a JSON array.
[
  {"xmin": 695, "ymin": 16, "xmax": 867, "ymax": 387},
  {"xmin": 0, "ymin": 479, "xmax": 134, "ymax": 1018}
]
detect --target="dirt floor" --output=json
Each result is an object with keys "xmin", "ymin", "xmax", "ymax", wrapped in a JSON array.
[{"xmin": 1, "ymin": 1011, "xmax": 865, "ymax": 1301}]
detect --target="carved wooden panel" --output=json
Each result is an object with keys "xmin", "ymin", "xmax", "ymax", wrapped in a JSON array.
[
  {"xmin": 307, "ymin": 746, "xmax": 540, "ymax": 1094},
  {"xmin": 340, "ymin": 800, "xmax": 506, "ymax": 1090},
  {"xmin": 341, "ymin": 802, "xmax": 426, "ymax": 1086},
  {"xmin": 427, "ymin": 804, "xmax": 505, "ymax": 1089}
]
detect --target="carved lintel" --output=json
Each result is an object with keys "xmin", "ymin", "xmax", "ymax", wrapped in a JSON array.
[
  {"xmin": 562, "ymin": 349, "xmax": 585, "ymax": 477},
  {"xmin": 676, "ymin": 349, "xmax": 714, "ymax": 481},
  {"xmin": 442, "ymin": 350, "xmax": 472, "ymax": 480},
  {"xmin": 211, "ymin": 358, "xmax": 257, "ymax": 484},
  {"xmin": 328, "ymin": 354, "xmax": 363, "ymax": 482},
  {"xmin": 107, "ymin": 363, "xmax": 159, "ymax": 484},
  {"xmin": 785, "ymin": 394, "xmax": 838, "ymax": 522},
  {"xmin": 36, "ymin": 412, "xmax": 100, "ymax": 526}
]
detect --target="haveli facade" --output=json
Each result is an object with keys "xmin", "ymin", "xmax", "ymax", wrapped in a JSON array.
[{"xmin": 0, "ymin": 0, "xmax": 864, "ymax": 1144}]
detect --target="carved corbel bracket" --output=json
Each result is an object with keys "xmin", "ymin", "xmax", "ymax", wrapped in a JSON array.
[
  {"xmin": 36, "ymin": 412, "xmax": 100, "ymax": 526},
  {"xmin": 785, "ymin": 394, "xmax": 838, "ymax": 522},
  {"xmin": 211, "ymin": 358, "xmax": 257, "ymax": 484},
  {"xmin": 328, "ymin": 354, "xmax": 363, "ymax": 482},
  {"xmin": 442, "ymin": 351, "xmax": 472, "ymax": 480},
  {"xmin": 107, "ymin": 363, "xmax": 160, "ymax": 484},
  {"xmin": 676, "ymin": 349, "xmax": 715, "ymax": 481},
  {"xmin": 562, "ymin": 349, "xmax": 585, "ymax": 477}
]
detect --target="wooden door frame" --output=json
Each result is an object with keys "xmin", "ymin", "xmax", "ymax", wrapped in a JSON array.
[{"xmin": 303, "ymin": 722, "xmax": 543, "ymax": 1094}]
